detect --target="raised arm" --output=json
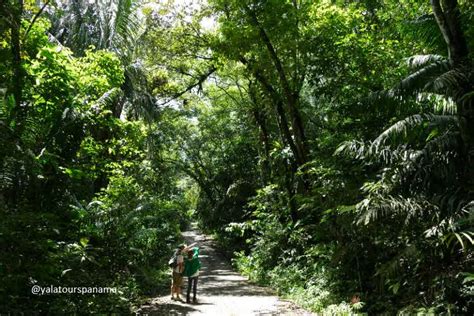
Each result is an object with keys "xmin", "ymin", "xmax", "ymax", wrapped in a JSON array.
[{"xmin": 182, "ymin": 242, "xmax": 197, "ymax": 252}]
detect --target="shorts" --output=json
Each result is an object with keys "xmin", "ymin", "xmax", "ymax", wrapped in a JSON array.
[{"xmin": 172, "ymin": 271, "xmax": 183, "ymax": 287}]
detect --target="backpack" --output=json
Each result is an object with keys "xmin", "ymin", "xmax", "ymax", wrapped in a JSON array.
[{"xmin": 168, "ymin": 254, "xmax": 178, "ymax": 269}]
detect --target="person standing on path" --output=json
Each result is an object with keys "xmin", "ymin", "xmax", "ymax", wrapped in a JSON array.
[
  {"xmin": 170, "ymin": 245, "xmax": 185, "ymax": 301},
  {"xmin": 183, "ymin": 246, "xmax": 201, "ymax": 304}
]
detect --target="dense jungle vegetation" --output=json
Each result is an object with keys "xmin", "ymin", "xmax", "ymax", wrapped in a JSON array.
[{"xmin": 1, "ymin": 0, "xmax": 473, "ymax": 314}]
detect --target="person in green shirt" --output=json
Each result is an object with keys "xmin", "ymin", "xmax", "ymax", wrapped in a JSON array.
[{"xmin": 183, "ymin": 246, "xmax": 201, "ymax": 304}]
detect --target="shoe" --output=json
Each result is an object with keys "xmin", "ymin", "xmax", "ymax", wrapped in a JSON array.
[
  {"xmin": 186, "ymin": 299, "xmax": 190, "ymax": 304},
  {"xmin": 171, "ymin": 297, "xmax": 175, "ymax": 301},
  {"xmin": 193, "ymin": 298, "xmax": 197, "ymax": 304}
]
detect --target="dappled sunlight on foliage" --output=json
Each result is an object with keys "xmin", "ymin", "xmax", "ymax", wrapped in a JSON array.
[{"xmin": 1, "ymin": 0, "xmax": 473, "ymax": 313}]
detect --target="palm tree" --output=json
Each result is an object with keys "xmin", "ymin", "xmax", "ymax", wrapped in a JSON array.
[
  {"xmin": 336, "ymin": 1, "xmax": 473, "ymax": 305},
  {"xmin": 48, "ymin": 0, "xmax": 141, "ymax": 59},
  {"xmin": 338, "ymin": 0, "xmax": 472, "ymax": 245},
  {"xmin": 46, "ymin": 0, "xmax": 158, "ymax": 121}
]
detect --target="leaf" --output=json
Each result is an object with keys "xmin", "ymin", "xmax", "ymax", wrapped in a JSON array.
[
  {"xmin": 80, "ymin": 237, "xmax": 89, "ymax": 247},
  {"xmin": 390, "ymin": 282, "xmax": 400, "ymax": 294},
  {"xmin": 461, "ymin": 273, "xmax": 474, "ymax": 284},
  {"xmin": 426, "ymin": 128, "xmax": 439, "ymax": 142}
]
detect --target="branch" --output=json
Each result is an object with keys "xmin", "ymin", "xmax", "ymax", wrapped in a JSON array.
[
  {"xmin": 239, "ymin": 56, "xmax": 302, "ymax": 166},
  {"xmin": 159, "ymin": 66, "xmax": 216, "ymax": 106},
  {"xmin": 23, "ymin": 0, "xmax": 50, "ymax": 40},
  {"xmin": 167, "ymin": 159, "xmax": 217, "ymax": 204},
  {"xmin": 243, "ymin": 5, "xmax": 308, "ymax": 165},
  {"xmin": 244, "ymin": 5, "xmax": 294, "ymax": 105}
]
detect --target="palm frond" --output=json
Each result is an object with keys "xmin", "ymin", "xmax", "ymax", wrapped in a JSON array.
[
  {"xmin": 336, "ymin": 141, "xmax": 415, "ymax": 166},
  {"xmin": 93, "ymin": 87, "xmax": 124, "ymax": 117},
  {"xmin": 402, "ymin": 13, "xmax": 445, "ymax": 51},
  {"xmin": 440, "ymin": 203, "xmax": 474, "ymax": 251},
  {"xmin": 425, "ymin": 94, "xmax": 457, "ymax": 114},
  {"xmin": 444, "ymin": 230, "xmax": 474, "ymax": 250},
  {"xmin": 428, "ymin": 68, "xmax": 470, "ymax": 93},
  {"xmin": 122, "ymin": 63, "xmax": 158, "ymax": 122},
  {"xmin": 0, "ymin": 156, "xmax": 18, "ymax": 191},
  {"xmin": 406, "ymin": 54, "xmax": 446, "ymax": 70},
  {"xmin": 336, "ymin": 114, "xmax": 458, "ymax": 163},
  {"xmin": 373, "ymin": 114, "xmax": 458, "ymax": 148},
  {"xmin": 426, "ymin": 199, "xmax": 473, "ymax": 237},
  {"xmin": 357, "ymin": 193, "xmax": 436, "ymax": 225},
  {"xmin": 111, "ymin": 0, "xmax": 144, "ymax": 60},
  {"xmin": 334, "ymin": 140, "xmax": 365, "ymax": 159},
  {"xmin": 459, "ymin": 90, "xmax": 474, "ymax": 107},
  {"xmin": 47, "ymin": 0, "xmax": 144, "ymax": 59},
  {"xmin": 368, "ymin": 61, "xmax": 449, "ymax": 104},
  {"xmin": 0, "ymin": 93, "xmax": 15, "ymax": 124},
  {"xmin": 21, "ymin": 113, "xmax": 45, "ymax": 148},
  {"xmin": 398, "ymin": 61, "xmax": 450, "ymax": 93}
]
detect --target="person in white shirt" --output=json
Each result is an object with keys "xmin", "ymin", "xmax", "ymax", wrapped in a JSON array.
[{"xmin": 170, "ymin": 245, "xmax": 185, "ymax": 300}]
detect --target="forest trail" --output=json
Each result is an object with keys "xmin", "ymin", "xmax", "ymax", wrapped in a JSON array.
[{"xmin": 136, "ymin": 223, "xmax": 313, "ymax": 315}]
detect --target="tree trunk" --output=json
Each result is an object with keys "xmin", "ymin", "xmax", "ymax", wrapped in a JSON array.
[
  {"xmin": 432, "ymin": 0, "xmax": 473, "ymax": 190},
  {"xmin": 11, "ymin": 0, "xmax": 24, "ymax": 132},
  {"xmin": 245, "ymin": 5, "xmax": 308, "ymax": 167},
  {"xmin": 431, "ymin": 0, "xmax": 468, "ymax": 63},
  {"xmin": 249, "ymin": 85, "xmax": 272, "ymax": 183}
]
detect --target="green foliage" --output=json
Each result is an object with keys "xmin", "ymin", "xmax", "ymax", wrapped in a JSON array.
[
  {"xmin": 0, "ymin": 11, "xmax": 188, "ymax": 313},
  {"xmin": 153, "ymin": 0, "xmax": 472, "ymax": 313},
  {"xmin": 2, "ymin": 0, "xmax": 473, "ymax": 314}
]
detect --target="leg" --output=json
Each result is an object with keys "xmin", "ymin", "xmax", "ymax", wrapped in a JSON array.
[
  {"xmin": 176, "ymin": 275, "xmax": 183, "ymax": 299},
  {"xmin": 170, "ymin": 273, "xmax": 174, "ymax": 299},
  {"xmin": 192, "ymin": 277, "xmax": 198, "ymax": 302},
  {"xmin": 186, "ymin": 277, "xmax": 192, "ymax": 303}
]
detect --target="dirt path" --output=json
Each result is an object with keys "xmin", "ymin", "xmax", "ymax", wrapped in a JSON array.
[{"xmin": 137, "ymin": 224, "xmax": 313, "ymax": 315}]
